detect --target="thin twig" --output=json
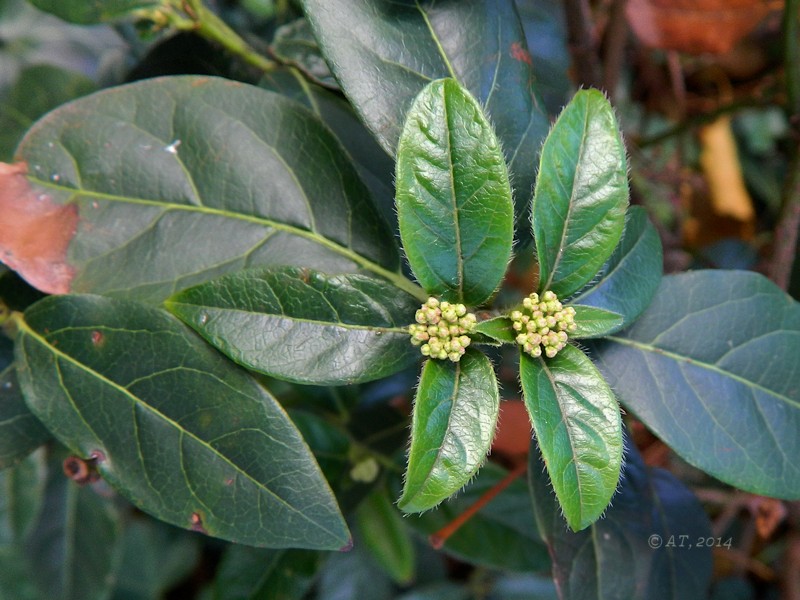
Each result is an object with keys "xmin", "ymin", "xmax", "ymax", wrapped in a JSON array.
[{"xmin": 602, "ymin": 0, "xmax": 629, "ymax": 98}]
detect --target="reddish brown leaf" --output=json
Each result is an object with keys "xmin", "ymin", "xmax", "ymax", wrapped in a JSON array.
[
  {"xmin": 0, "ymin": 162, "xmax": 77, "ymax": 294},
  {"xmin": 626, "ymin": 0, "xmax": 778, "ymax": 55}
]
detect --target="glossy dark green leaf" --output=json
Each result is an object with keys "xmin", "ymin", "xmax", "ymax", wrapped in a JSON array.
[
  {"xmin": 569, "ymin": 306, "xmax": 624, "ymax": 339},
  {"xmin": 15, "ymin": 295, "xmax": 350, "ymax": 549},
  {"xmin": 111, "ymin": 518, "xmax": 200, "ymax": 600},
  {"xmin": 13, "ymin": 76, "xmax": 404, "ymax": 303},
  {"xmin": 399, "ymin": 349, "xmax": 499, "ymax": 512},
  {"xmin": 568, "ymin": 207, "xmax": 662, "ymax": 333},
  {"xmin": 355, "ymin": 487, "xmax": 415, "ymax": 584},
  {"xmin": 529, "ymin": 436, "xmax": 713, "ymax": 600},
  {"xmin": 259, "ymin": 69, "xmax": 396, "ymax": 227},
  {"xmin": 0, "ymin": 65, "xmax": 96, "ymax": 162},
  {"xmin": 302, "ymin": 0, "xmax": 550, "ymax": 226},
  {"xmin": 473, "ymin": 316, "xmax": 516, "ymax": 344},
  {"xmin": 396, "ymin": 78, "xmax": 513, "ymax": 306},
  {"xmin": 28, "ymin": 0, "xmax": 160, "ymax": 23},
  {"xmin": 520, "ymin": 345, "xmax": 622, "ymax": 530},
  {"xmin": 0, "ymin": 365, "xmax": 50, "ymax": 470},
  {"xmin": 317, "ymin": 541, "xmax": 393, "ymax": 600},
  {"xmin": 166, "ymin": 267, "xmax": 420, "ymax": 385},
  {"xmin": 25, "ymin": 447, "xmax": 123, "ymax": 600},
  {"xmin": 213, "ymin": 545, "xmax": 322, "ymax": 600},
  {"xmin": 403, "ymin": 463, "xmax": 550, "ymax": 572},
  {"xmin": 594, "ymin": 270, "xmax": 800, "ymax": 499},
  {"xmin": 270, "ymin": 19, "xmax": 337, "ymax": 89},
  {"xmin": 533, "ymin": 89, "xmax": 628, "ymax": 298}
]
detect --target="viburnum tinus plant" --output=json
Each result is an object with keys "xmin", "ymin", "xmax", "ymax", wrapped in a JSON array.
[{"xmin": 1, "ymin": 1, "xmax": 800, "ymax": 598}]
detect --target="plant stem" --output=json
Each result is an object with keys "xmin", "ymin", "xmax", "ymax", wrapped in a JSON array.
[
  {"xmin": 563, "ymin": 0, "xmax": 603, "ymax": 89},
  {"xmin": 429, "ymin": 461, "xmax": 527, "ymax": 549},
  {"xmin": 770, "ymin": 0, "xmax": 800, "ymax": 290},
  {"xmin": 172, "ymin": 0, "xmax": 278, "ymax": 73}
]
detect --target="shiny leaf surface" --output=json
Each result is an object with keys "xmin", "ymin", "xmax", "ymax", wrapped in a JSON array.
[
  {"xmin": 11, "ymin": 76, "xmax": 401, "ymax": 303},
  {"xmin": 520, "ymin": 345, "xmax": 622, "ymax": 530},
  {"xmin": 302, "ymin": 0, "xmax": 549, "ymax": 225},
  {"xmin": 166, "ymin": 267, "xmax": 420, "ymax": 385},
  {"xmin": 533, "ymin": 89, "xmax": 628, "ymax": 298},
  {"xmin": 399, "ymin": 349, "xmax": 499, "ymax": 512},
  {"xmin": 396, "ymin": 78, "xmax": 513, "ymax": 305},
  {"xmin": 15, "ymin": 295, "xmax": 350, "ymax": 549}
]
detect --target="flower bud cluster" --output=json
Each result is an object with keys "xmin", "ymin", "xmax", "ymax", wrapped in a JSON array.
[
  {"xmin": 510, "ymin": 291, "xmax": 576, "ymax": 359},
  {"xmin": 408, "ymin": 297, "xmax": 477, "ymax": 362}
]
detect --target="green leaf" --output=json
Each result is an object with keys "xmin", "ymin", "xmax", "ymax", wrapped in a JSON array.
[
  {"xmin": 212, "ymin": 545, "xmax": 322, "ymax": 600},
  {"xmin": 402, "ymin": 463, "xmax": 550, "ymax": 572},
  {"xmin": 24, "ymin": 447, "xmax": 123, "ymax": 600},
  {"xmin": 0, "ymin": 65, "xmax": 96, "ymax": 162},
  {"xmin": 12, "ymin": 76, "xmax": 404, "ymax": 303},
  {"xmin": 302, "ymin": 0, "xmax": 550, "ymax": 227},
  {"xmin": 269, "ymin": 19, "xmax": 338, "ymax": 89},
  {"xmin": 0, "ymin": 365, "xmax": 50, "ymax": 470},
  {"xmin": 166, "ymin": 267, "xmax": 420, "ymax": 385},
  {"xmin": 569, "ymin": 306, "xmax": 624, "ymax": 339},
  {"xmin": 520, "ymin": 345, "xmax": 622, "ymax": 530},
  {"xmin": 28, "ymin": 0, "xmax": 160, "ymax": 23},
  {"xmin": 259, "ymin": 69, "xmax": 396, "ymax": 228},
  {"xmin": 317, "ymin": 542, "xmax": 393, "ymax": 600},
  {"xmin": 594, "ymin": 270, "xmax": 800, "ymax": 499},
  {"xmin": 533, "ymin": 89, "xmax": 628, "ymax": 298},
  {"xmin": 473, "ymin": 316, "xmax": 516, "ymax": 344},
  {"xmin": 399, "ymin": 349, "xmax": 499, "ymax": 512},
  {"xmin": 355, "ymin": 487, "xmax": 416, "ymax": 584},
  {"xmin": 0, "ymin": 450, "xmax": 46, "ymax": 547},
  {"xmin": 529, "ymin": 436, "xmax": 713, "ymax": 600},
  {"xmin": 396, "ymin": 78, "xmax": 513, "ymax": 306},
  {"xmin": 569, "ymin": 206, "xmax": 662, "ymax": 333},
  {"xmin": 112, "ymin": 518, "xmax": 200, "ymax": 600},
  {"xmin": 15, "ymin": 295, "xmax": 350, "ymax": 549}
]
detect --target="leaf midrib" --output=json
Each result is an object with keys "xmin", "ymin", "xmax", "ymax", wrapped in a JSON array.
[
  {"xmin": 17, "ymin": 316, "xmax": 343, "ymax": 541},
  {"xmin": 29, "ymin": 176, "xmax": 426, "ymax": 301},
  {"xmin": 606, "ymin": 335, "xmax": 800, "ymax": 408}
]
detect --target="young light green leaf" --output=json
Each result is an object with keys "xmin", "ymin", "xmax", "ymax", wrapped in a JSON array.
[
  {"xmin": 0, "ymin": 365, "xmax": 50, "ymax": 470},
  {"xmin": 569, "ymin": 306, "xmax": 624, "ymax": 339},
  {"xmin": 166, "ymin": 267, "xmax": 420, "ymax": 385},
  {"xmin": 533, "ymin": 89, "xmax": 628, "ymax": 298},
  {"xmin": 520, "ymin": 345, "xmax": 622, "ymax": 531},
  {"xmin": 396, "ymin": 78, "xmax": 513, "ymax": 306},
  {"xmin": 529, "ymin": 436, "xmax": 713, "ymax": 600},
  {"xmin": 594, "ymin": 270, "xmax": 800, "ymax": 499},
  {"xmin": 302, "ymin": 0, "xmax": 549, "ymax": 231},
  {"xmin": 8, "ymin": 76, "xmax": 404, "ymax": 303},
  {"xmin": 355, "ymin": 487, "xmax": 416, "ymax": 585},
  {"xmin": 15, "ymin": 295, "xmax": 350, "ymax": 549},
  {"xmin": 473, "ymin": 317, "xmax": 517, "ymax": 344},
  {"xmin": 569, "ymin": 206, "xmax": 662, "ymax": 333},
  {"xmin": 399, "ymin": 349, "xmax": 499, "ymax": 513}
]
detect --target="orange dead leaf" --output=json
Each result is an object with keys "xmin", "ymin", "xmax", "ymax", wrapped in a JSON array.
[
  {"xmin": 0, "ymin": 162, "xmax": 78, "ymax": 294},
  {"xmin": 698, "ymin": 116, "xmax": 756, "ymax": 230},
  {"xmin": 626, "ymin": 0, "xmax": 779, "ymax": 55}
]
